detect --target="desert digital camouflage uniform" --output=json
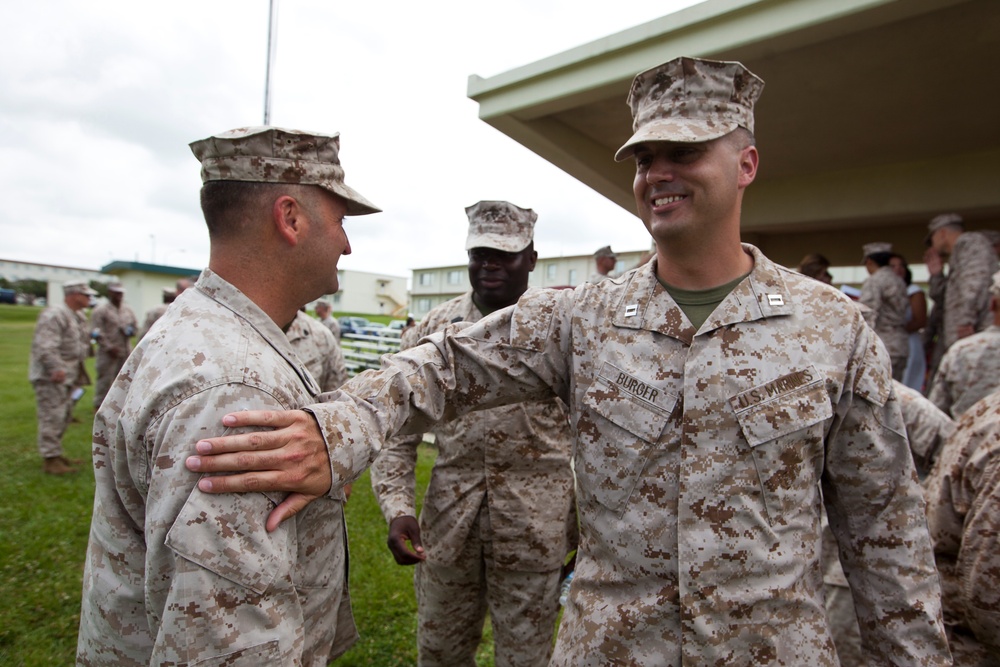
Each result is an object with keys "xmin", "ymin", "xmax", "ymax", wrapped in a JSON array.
[
  {"xmin": 138, "ymin": 303, "xmax": 168, "ymax": 339},
  {"xmin": 29, "ymin": 301, "xmax": 90, "ymax": 458},
  {"xmin": 370, "ymin": 290, "xmax": 576, "ymax": 667},
  {"xmin": 288, "ymin": 310, "xmax": 348, "ymax": 392},
  {"xmin": 929, "ymin": 231, "xmax": 998, "ymax": 351},
  {"xmin": 860, "ymin": 264, "xmax": 910, "ymax": 380},
  {"xmin": 896, "ymin": 381, "xmax": 958, "ymax": 476},
  {"xmin": 320, "ymin": 313, "xmax": 341, "ymax": 338},
  {"xmin": 928, "ymin": 325, "xmax": 1000, "ymax": 420},
  {"xmin": 924, "ymin": 389, "xmax": 1000, "ymax": 665},
  {"xmin": 77, "ymin": 269, "xmax": 356, "ymax": 666},
  {"xmin": 89, "ymin": 294, "xmax": 137, "ymax": 409},
  {"xmin": 311, "ymin": 245, "xmax": 949, "ymax": 666},
  {"xmin": 822, "ymin": 380, "xmax": 956, "ymax": 665}
]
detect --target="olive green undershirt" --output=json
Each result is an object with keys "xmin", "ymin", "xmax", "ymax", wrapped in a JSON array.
[{"xmin": 658, "ymin": 272, "xmax": 750, "ymax": 331}]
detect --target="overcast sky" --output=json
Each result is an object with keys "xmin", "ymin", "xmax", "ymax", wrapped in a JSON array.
[{"xmin": 1, "ymin": 0, "xmax": 702, "ymax": 278}]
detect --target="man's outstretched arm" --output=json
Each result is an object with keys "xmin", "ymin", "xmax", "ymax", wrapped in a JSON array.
[
  {"xmin": 185, "ymin": 409, "xmax": 332, "ymax": 532},
  {"xmin": 186, "ymin": 292, "xmax": 573, "ymax": 530}
]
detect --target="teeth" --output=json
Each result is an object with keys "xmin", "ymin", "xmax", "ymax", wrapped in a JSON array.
[{"xmin": 654, "ymin": 196, "xmax": 683, "ymax": 206}]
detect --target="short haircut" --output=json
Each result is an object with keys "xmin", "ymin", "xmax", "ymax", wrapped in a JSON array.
[
  {"xmin": 727, "ymin": 127, "xmax": 756, "ymax": 149},
  {"xmin": 200, "ymin": 181, "xmax": 317, "ymax": 240}
]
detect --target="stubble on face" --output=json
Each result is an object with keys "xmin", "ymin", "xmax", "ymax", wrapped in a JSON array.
[{"xmin": 299, "ymin": 187, "xmax": 350, "ymax": 297}]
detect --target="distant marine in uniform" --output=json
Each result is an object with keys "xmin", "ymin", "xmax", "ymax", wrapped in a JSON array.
[
  {"xmin": 859, "ymin": 241, "xmax": 909, "ymax": 380},
  {"xmin": 29, "ymin": 279, "xmax": 95, "ymax": 475},
  {"xmin": 88, "ymin": 281, "xmax": 137, "ymax": 409},
  {"xmin": 587, "ymin": 244, "xmax": 617, "ymax": 283},
  {"xmin": 928, "ymin": 269, "xmax": 1000, "ymax": 418}
]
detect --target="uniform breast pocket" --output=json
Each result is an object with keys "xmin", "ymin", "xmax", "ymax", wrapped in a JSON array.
[
  {"xmin": 732, "ymin": 373, "xmax": 831, "ymax": 526},
  {"xmin": 165, "ymin": 488, "xmax": 290, "ymax": 594},
  {"xmin": 579, "ymin": 362, "xmax": 677, "ymax": 515}
]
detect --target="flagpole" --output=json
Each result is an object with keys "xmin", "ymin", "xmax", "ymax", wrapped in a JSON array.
[{"xmin": 263, "ymin": 0, "xmax": 279, "ymax": 125}]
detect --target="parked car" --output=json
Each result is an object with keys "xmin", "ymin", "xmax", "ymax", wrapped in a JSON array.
[
  {"xmin": 338, "ymin": 316, "xmax": 370, "ymax": 337},
  {"xmin": 0, "ymin": 288, "xmax": 15, "ymax": 304},
  {"xmin": 387, "ymin": 319, "xmax": 408, "ymax": 331},
  {"xmin": 359, "ymin": 322, "xmax": 388, "ymax": 337}
]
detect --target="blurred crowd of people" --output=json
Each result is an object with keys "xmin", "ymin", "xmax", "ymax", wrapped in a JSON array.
[{"xmin": 798, "ymin": 213, "xmax": 1000, "ymax": 663}]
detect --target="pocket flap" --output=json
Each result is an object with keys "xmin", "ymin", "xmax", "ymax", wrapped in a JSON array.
[
  {"xmin": 585, "ymin": 361, "xmax": 677, "ymax": 442},
  {"xmin": 731, "ymin": 368, "xmax": 831, "ymax": 447},
  {"xmin": 165, "ymin": 488, "xmax": 288, "ymax": 595}
]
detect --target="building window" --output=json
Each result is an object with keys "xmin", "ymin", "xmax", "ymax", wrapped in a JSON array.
[
  {"xmin": 419, "ymin": 273, "xmax": 434, "ymax": 286},
  {"xmin": 546, "ymin": 264, "xmax": 557, "ymax": 280},
  {"xmin": 417, "ymin": 298, "xmax": 432, "ymax": 312},
  {"xmin": 447, "ymin": 270, "xmax": 462, "ymax": 285},
  {"xmin": 568, "ymin": 269, "xmax": 577, "ymax": 285}
]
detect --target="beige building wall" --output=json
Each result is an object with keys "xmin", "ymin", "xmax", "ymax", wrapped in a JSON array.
[
  {"xmin": 100, "ymin": 261, "xmax": 200, "ymax": 322},
  {"xmin": 320, "ymin": 269, "xmax": 409, "ymax": 318},
  {"xmin": 409, "ymin": 249, "xmax": 650, "ymax": 320}
]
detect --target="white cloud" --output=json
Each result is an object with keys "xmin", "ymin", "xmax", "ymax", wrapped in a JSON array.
[{"xmin": 0, "ymin": 0, "xmax": 701, "ymax": 276}]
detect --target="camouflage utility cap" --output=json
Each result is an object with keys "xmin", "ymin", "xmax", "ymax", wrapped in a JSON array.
[
  {"xmin": 862, "ymin": 242, "xmax": 892, "ymax": 261},
  {"xmin": 615, "ymin": 56, "xmax": 764, "ymax": 161},
  {"xmin": 925, "ymin": 212, "xmax": 964, "ymax": 243},
  {"xmin": 63, "ymin": 280, "xmax": 97, "ymax": 296},
  {"xmin": 190, "ymin": 127, "xmax": 380, "ymax": 216},
  {"xmin": 465, "ymin": 201, "xmax": 536, "ymax": 253},
  {"xmin": 594, "ymin": 245, "xmax": 616, "ymax": 259},
  {"xmin": 108, "ymin": 282, "xmax": 125, "ymax": 293}
]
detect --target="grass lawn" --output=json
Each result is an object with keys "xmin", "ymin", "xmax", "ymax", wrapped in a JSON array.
[{"xmin": 0, "ymin": 304, "xmax": 494, "ymax": 666}]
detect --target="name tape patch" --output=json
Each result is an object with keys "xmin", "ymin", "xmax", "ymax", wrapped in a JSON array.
[{"xmin": 729, "ymin": 366, "xmax": 818, "ymax": 411}]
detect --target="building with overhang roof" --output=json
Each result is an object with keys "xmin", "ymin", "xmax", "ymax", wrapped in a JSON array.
[{"xmin": 467, "ymin": 0, "xmax": 1000, "ymax": 268}]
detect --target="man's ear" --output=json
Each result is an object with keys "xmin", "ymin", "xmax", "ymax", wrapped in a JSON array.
[
  {"xmin": 737, "ymin": 145, "xmax": 759, "ymax": 188},
  {"xmin": 272, "ymin": 194, "xmax": 305, "ymax": 247}
]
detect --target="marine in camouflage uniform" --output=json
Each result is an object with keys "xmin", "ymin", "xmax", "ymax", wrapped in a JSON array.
[
  {"xmin": 588, "ymin": 245, "xmax": 617, "ymax": 284},
  {"xmin": 288, "ymin": 310, "xmax": 348, "ymax": 392},
  {"xmin": 928, "ymin": 271, "xmax": 1000, "ymax": 419},
  {"xmin": 88, "ymin": 282, "xmax": 137, "ymax": 409},
  {"xmin": 189, "ymin": 58, "xmax": 952, "ymax": 666},
  {"xmin": 859, "ymin": 242, "xmax": 910, "ymax": 380},
  {"xmin": 137, "ymin": 287, "xmax": 175, "ymax": 339},
  {"xmin": 925, "ymin": 388, "xmax": 1000, "ymax": 664},
  {"xmin": 77, "ymin": 126, "xmax": 379, "ymax": 666},
  {"xmin": 315, "ymin": 299, "xmax": 341, "ymax": 338},
  {"xmin": 29, "ymin": 279, "xmax": 94, "ymax": 474},
  {"xmin": 926, "ymin": 213, "xmax": 999, "ymax": 352},
  {"xmin": 370, "ymin": 201, "xmax": 576, "ymax": 667}
]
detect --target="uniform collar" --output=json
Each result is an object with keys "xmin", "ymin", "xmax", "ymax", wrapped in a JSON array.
[
  {"xmin": 192, "ymin": 269, "xmax": 321, "ymax": 396},
  {"xmin": 611, "ymin": 244, "xmax": 795, "ymax": 344}
]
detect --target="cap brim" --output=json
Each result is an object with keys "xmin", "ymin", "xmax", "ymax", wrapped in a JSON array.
[
  {"xmin": 320, "ymin": 181, "xmax": 381, "ymax": 216},
  {"xmin": 465, "ymin": 233, "xmax": 531, "ymax": 253},
  {"xmin": 614, "ymin": 119, "xmax": 739, "ymax": 161}
]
